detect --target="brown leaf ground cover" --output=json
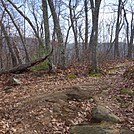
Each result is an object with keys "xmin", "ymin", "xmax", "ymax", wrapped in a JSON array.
[{"xmin": 0, "ymin": 59, "xmax": 134, "ymax": 133}]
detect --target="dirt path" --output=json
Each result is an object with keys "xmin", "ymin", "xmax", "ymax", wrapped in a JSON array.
[{"xmin": 0, "ymin": 60, "xmax": 134, "ymax": 133}]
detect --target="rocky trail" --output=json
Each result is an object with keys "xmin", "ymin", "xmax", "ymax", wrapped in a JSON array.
[{"xmin": 0, "ymin": 60, "xmax": 134, "ymax": 134}]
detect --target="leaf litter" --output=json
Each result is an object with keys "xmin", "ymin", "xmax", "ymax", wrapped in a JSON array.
[{"xmin": 0, "ymin": 59, "xmax": 134, "ymax": 133}]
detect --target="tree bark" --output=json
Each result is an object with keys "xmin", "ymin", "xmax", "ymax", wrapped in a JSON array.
[
  {"xmin": 128, "ymin": 26, "xmax": 134, "ymax": 58},
  {"xmin": 0, "ymin": 33, "xmax": 3, "ymax": 69},
  {"xmin": 42, "ymin": 0, "xmax": 51, "ymax": 53},
  {"xmin": 84, "ymin": 0, "xmax": 89, "ymax": 50},
  {"xmin": 89, "ymin": 0, "xmax": 101, "ymax": 72},
  {"xmin": 114, "ymin": 0, "xmax": 122, "ymax": 58},
  {"xmin": 69, "ymin": 0, "xmax": 79, "ymax": 62},
  {"xmin": 48, "ymin": 0, "xmax": 65, "ymax": 68},
  {"xmin": 42, "ymin": 0, "xmax": 53, "ymax": 70},
  {"xmin": 1, "ymin": 0, "xmax": 30, "ymax": 63},
  {"xmin": 0, "ymin": 20, "xmax": 18, "ymax": 67},
  {"xmin": 123, "ymin": 7, "xmax": 134, "ymax": 58}
]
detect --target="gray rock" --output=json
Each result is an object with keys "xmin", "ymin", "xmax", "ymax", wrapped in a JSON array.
[
  {"xmin": 13, "ymin": 78, "xmax": 22, "ymax": 85},
  {"xmin": 119, "ymin": 129, "xmax": 134, "ymax": 134},
  {"xmin": 91, "ymin": 105, "xmax": 121, "ymax": 123},
  {"xmin": 70, "ymin": 125, "xmax": 134, "ymax": 134},
  {"xmin": 70, "ymin": 125, "xmax": 114, "ymax": 134},
  {"xmin": 64, "ymin": 86, "xmax": 90, "ymax": 101},
  {"xmin": 7, "ymin": 77, "xmax": 22, "ymax": 86}
]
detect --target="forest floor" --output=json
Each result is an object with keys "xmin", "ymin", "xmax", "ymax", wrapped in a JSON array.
[{"xmin": 0, "ymin": 59, "xmax": 134, "ymax": 134}]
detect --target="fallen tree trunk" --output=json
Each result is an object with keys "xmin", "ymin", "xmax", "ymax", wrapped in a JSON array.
[{"xmin": 0, "ymin": 49, "xmax": 53, "ymax": 74}]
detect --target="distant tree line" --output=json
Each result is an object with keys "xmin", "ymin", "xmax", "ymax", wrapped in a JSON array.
[{"xmin": 0, "ymin": 0, "xmax": 133, "ymax": 73}]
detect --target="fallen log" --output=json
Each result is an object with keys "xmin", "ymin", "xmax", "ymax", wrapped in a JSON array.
[{"xmin": 0, "ymin": 49, "xmax": 53, "ymax": 74}]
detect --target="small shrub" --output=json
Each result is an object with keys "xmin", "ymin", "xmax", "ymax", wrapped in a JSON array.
[
  {"xmin": 121, "ymin": 88, "xmax": 134, "ymax": 96},
  {"xmin": 31, "ymin": 61, "xmax": 49, "ymax": 72},
  {"xmin": 123, "ymin": 65, "xmax": 134, "ymax": 79},
  {"xmin": 88, "ymin": 71, "xmax": 102, "ymax": 77},
  {"xmin": 66, "ymin": 73, "xmax": 77, "ymax": 79}
]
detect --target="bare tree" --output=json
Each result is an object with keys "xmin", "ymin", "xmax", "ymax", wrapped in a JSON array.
[
  {"xmin": 0, "ymin": 10, "xmax": 4, "ymax": 69},
  {"xmin": 104, "ymin": 17, "xmax": 116, "ymax": 57},
  {"xmin": 123, "ymin": 2, "xmax": 134, "ymax": 58},
  {"xmin": 42, "ymin": 0, "xmax": 50, "ymax": 53},
  {"xmin": 89, "ymin": 0, "xmax": 102, "ymax": 72},
  {"xmin": 69, "ymin": 0, "xmax": 79, "ymax": 62},
  {"xmin": 0, "ymin": 0, "xmax": 54, "ymax": 73},
  {"xmin": 84, "ymin": 0, "xmax": 89, "ymax": 51},
  {"xmin": 1, "ymin": 0, "xmax": 30, "ymax": 62},
  {"xmin": 48, "ymin": 0, "xmax": 65, "ymax": 68},
  {"xmin": 0, "ymin": 20, "xmax": 18, "ymax": 67},
  {"xmin": 114, "ymin": 0, "xmax": 123, "ymax": 58},
  {"xmin": 0, "ymin": 25, "xmax": 3, "ymax": 69},
  {"xmin": 7, "ymin": 0, "xmax": 44, "ymax": 51},
  {"xmin": 42, "ymin": 0, "xmax": 55, "ymax": 72}
]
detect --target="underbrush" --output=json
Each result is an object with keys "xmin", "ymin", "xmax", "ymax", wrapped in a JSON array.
[
  {"xmin": 31, "ymin": 61, "xmax": 49, "ymax": 72},
  {"xmin": 121, "ymin": 88, "xmax": 134, "ymax": 96},
  {"xmin": 66, "ymin": 73, "xmax": 77, "ymax": 79},
  {"xmin": 123, "ymin": 65, "xmax": 134, "ymax": 80},
  {"xmin": 123, "ymin": 64, "xmax": 134, "ymax": 90}
]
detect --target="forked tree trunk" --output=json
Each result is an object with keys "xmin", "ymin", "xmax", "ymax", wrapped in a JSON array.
[
  {"xmin": 69, "ymin": 0, "xmax": 79, "ymax": 62},
  {"xmin": 48, "ymin": 0, "xmax": 65, "ymax": 68},
  {"xmin": 42, "ymin": 0, "xmax": 53, "ymax": 72}
]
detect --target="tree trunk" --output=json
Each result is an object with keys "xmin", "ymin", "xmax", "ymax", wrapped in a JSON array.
[
  {"xmin": 89, "ymin": 0, "xmax": 101, "ymax": 72},
  {"xmin": 114, "ymin": 0, "xmax": 122, "ymax": 58},
  {"xmin": 0, "ymin": 34, "xmax": 3, "ymax": 69},
  {"xmin": 12, "ymin": 41, "xmax": 22, "ymax": 64},
  {"xmin": 127, "ymin": 27, "xmax": 134, "ymax": 58},
  {"xmin": 42, "ymin": 0, "xmax": 53, "ymax": 72},
  {"xmin": 69, "ymin": 0, "xmax": 79, "ymax": 62},
  {"xmin": 84, "ymin": 0, "xmax": 89, "ymax": 50},
  {"xmin": 127, "ymin": 15, "xmax": 134, "ymax": 58},
  {"xmin": 0, "ymin": 20, "xmax": 18, "ymax": 67},
  {"xmin": 1, "ymin": 0, "xmax": 30, "ymax": 63},
  {"xmin": 123, "ymin": 3, "xmax": 134, "ymax": 58},
  {"xmin": 42, "ymin": 0, "xmax": 51, "ymax": 53},
  {"xmin": 48, "ymin": 0, "xmax": 65, "ymax": 68}
]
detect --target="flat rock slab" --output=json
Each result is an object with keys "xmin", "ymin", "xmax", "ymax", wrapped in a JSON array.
[
  {"xmin": 19, "ymin": 86, "xmax": 93, "ymax": 109},
  {"xmin": 70, "ymin": 125, "xmax": 134, "ymax": 134}
]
